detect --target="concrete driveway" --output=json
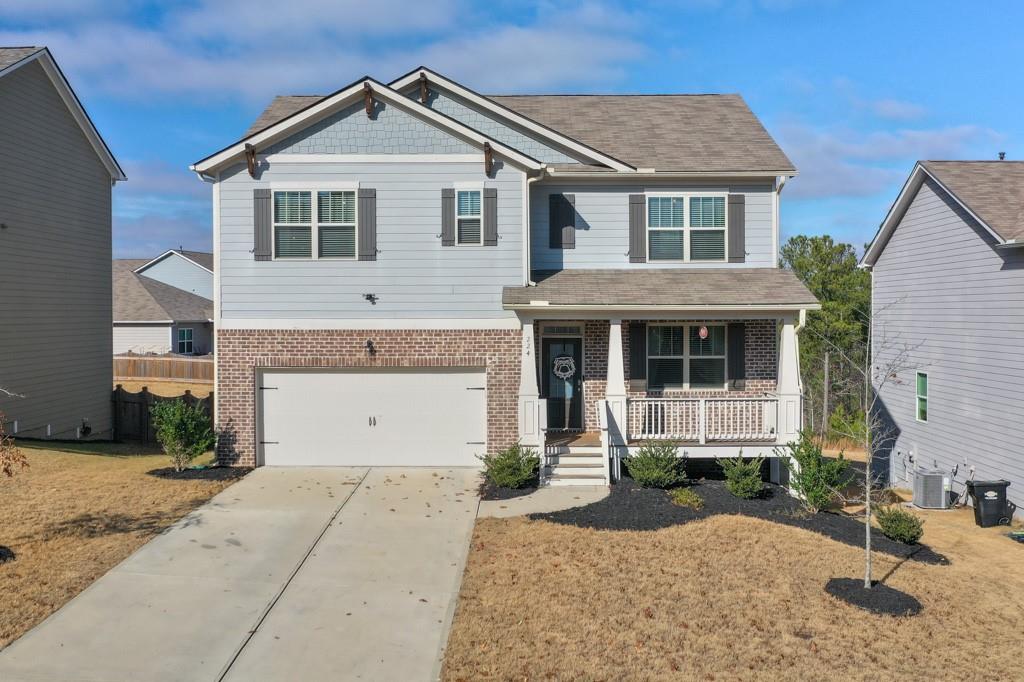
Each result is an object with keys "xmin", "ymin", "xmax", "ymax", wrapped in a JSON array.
[{"xmin": 0, "ymin": 466, "xmax": 480, "ymax": 682}]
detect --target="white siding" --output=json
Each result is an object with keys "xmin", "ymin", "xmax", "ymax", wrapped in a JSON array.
[
  {"xmin": 531, "ymin": 182, "xmax": 775, "ymax": 270},
  {"xmin": 873, "ymin": 177, "xmax": 1024, "ymax": 508},
  {"xmin": 0, "ymin": 61, "xmax": 113, "ymax": 439},
  {"xmin": 113, "ymin": 325, "xmax": 172, "ymax": 354},
  {"xmin": 139, "ymin": 254, "xmax": 213, "ymax": 299},
  {"xmin": 218, "ymin": 160, "xmax": 522, "ymax": 320}
]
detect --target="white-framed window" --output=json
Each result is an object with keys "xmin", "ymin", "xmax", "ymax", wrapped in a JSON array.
[
  {"xmin": 646, "ymin": 193, "xmax": 727, "ymax": 262},
  {"xmin": 456, "ymin": 189, "xmax": 483, "ymax": 245},
  {"xmin": 647, "ymin": 324, "xmax": 727, "ymax": 390},
  {"xmin": 273, "ymin": 188, "xmax": 357, "ymax": 259},
  {"xmin": 916, "ymin": 372, "xmax": 928, "ymax": 422},
  {"xmin": 177, "ymin": 328, "xmax": 194, "ymax": 354}
]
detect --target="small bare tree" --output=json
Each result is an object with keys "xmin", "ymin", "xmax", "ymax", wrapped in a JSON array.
[
  {"xmin": 0, "ymin": 385, "xmax": 28, "ymax": 478},
  {"xmin": 804, "ymin": 302, "xmax": 921, "ymax": 588}
]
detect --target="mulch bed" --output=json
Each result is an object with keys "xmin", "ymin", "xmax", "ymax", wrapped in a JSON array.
[
  {"xmin": 532, "ymin": 476, "xmax": 947, "ymax": 565},
  {"xmin": 825, "ymin": 577, "xmax": 923, "ymax": 616},
  {"xmin": 479, "ymin": 479, "xmax": 539, "ymax": 501},
  {"xmin": 146, "ymin": 466, "xmax": 252, "ymax": 481}
]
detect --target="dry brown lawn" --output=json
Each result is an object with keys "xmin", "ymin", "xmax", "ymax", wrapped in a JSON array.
[
  {"xmin": 113, "ymin": 379, "xmax": 214, "ymax": 397},
  {"xmin": 444, "ymin": 507, "xmax": 1024, "ymax": 681},
  {"xmin": 0, "ymin": 441, "xmax": 239, "ymax": 648}
]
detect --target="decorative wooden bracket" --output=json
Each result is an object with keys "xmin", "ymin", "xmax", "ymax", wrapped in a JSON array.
[
  {"xmin": 363, "ymin": 82, "xmax": 374, "ymax": 117},
  {"xmin": 244, "ymin": 143, "xmax": 257, "ymax": 179},
  {"xmin": 483, "ymin": 142, "xmax": 494, "ymax": 176},
  {"xmin": 418, "ymin": 72, "xmax": 429, "ymax": 103}
]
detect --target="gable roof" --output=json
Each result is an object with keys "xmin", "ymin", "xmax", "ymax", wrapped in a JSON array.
[
  {"xmin": 862, "ymin": 160, "xmax": 1024, "ymax": 267},
  {"xmin": 134, "ymin": 249, "xmax": 214, "ymax": 275},
  {"xmin": 0, "ymin": 47, "xmax": 125, "ymax": 181},
  {"xmin": 192, "ymin": 76, "xmax": 544, "ymax": 174},
  {"xmin": 114, "ymin": 260, "xmax": 212, "ymax": 322},
  {"xmin": 241, "ymin": 71, "xmax": 794, "ymax": 175},
  {"xmin": 503, "ymin": 269, "xmax": 818, "ymax": 310},
  {"xmin": 490, "ymin": 94, "xmax": 794, "ymax": 174}
]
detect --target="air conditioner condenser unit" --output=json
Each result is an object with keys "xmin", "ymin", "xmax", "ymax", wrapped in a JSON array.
[{"xmin": 913, "ymin": 468, "xmax": 951, "ymax": 509}]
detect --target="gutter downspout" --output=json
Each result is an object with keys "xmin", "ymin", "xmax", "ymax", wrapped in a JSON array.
[{"xmin": 524, "ymin": 168, "xmax": 547, "ymax": 286}]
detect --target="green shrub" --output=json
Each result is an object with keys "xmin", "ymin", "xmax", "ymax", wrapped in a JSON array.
[
  {"xmin": 477, "ymin": 442, "xmax": 539, "ymax": 489},
  {"xmin": 777, "ymin": 429, "xmax": 851, "ymax": 513},
  {"xmin": 876, "ymin": 505, "xmax": 924, "ymax": 544},
  {"xmin": 669, "ymin": 487, "xmax": 703, "ymax": 510},
  {"xmin": 627, "ymin": 440, "xmax": 684, "ymax": 489},
  {"xmin": 828, "ymin": 404, "xmax": 866, "ymax": 443},
  {"xmin": 149, "ymin": 399, "xmax": 215, "ymax": 472},
  {"xmin": 717, "ymin": 452, "xmax": 765, "ymax": 499}
]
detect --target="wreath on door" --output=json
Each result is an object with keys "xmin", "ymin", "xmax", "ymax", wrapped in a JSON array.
[{"xmin": 552, "ymin": 355, "xmax": 577, "ymax": 380}]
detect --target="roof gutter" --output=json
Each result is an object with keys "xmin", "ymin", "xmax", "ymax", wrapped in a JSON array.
[
  {"xmin": 503, "ymin": 302, "xmax": 822, "ymax": 313},
  {"xmin": 546, "ymin": 169, "xmax": 799, "ymax": 179}
]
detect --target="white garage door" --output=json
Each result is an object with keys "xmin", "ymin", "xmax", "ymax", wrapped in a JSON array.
[{"xmin": 258, "ymin": 368, "xmax": 486, "ymax": 466}]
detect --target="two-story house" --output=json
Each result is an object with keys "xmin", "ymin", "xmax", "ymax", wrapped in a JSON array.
[
  {"xmin": 191, "ymin": 68, "xmax": 818, "ymax": 485},
  {"xmin": 862, "ymin": 160, "xmax": 1024, "ymax": 510}
]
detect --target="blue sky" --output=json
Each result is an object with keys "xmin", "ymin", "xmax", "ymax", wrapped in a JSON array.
[{"xmin": 2, "ymin": 0, "xmax": 1020, "ymax": 257}]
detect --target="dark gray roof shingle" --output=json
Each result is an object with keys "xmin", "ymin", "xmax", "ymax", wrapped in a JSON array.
[
  {"xmin": 242, "ymin": 91, "xmax": 794, "ymax": 174},
  {"xmin": 0, "ymin": 47, "xmax": 42, "ymax": 71},
  {"xmin": 922, "ymin": 161, "xmax": 1024, "ymax": 241},
  {"xmin": 503, "ymin": 269, "xmax": 817, "ymax": 308},
  {"xmin": 114, "ymin": 260, "xmax": 213, "ymax": 322},
  {"xmin": 176, "ymin": 249, "xmax": 214, "ymax": 271}
]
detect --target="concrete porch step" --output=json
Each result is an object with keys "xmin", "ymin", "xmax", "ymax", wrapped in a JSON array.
[
  {"xmin": 546, "ymin": 462, "xmax": 603, "ymax": 470},
  {"xmin": 545, "ymin": 445, "xmax": 604, "ymax": 457},
  {"xmin": 546, "ymin": 473, "xmax": 608, "ymax": 486},
  {"xmin": 546, "ymin": 456, "xmax": 604, "ymax": 467}
]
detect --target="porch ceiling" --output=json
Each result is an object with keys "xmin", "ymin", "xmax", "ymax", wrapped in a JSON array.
[{"xmin": 503, "ymin": 269, "xmax": 819, "ymax": 311}]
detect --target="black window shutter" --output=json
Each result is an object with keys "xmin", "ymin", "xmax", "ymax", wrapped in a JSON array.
[
  {"xmin": 727, "ymin": 322, "xmax": 746, "ymax": 390},
  {"xmin": 629, "ymin": 322, "xmax": 647, "ymax": 382},
  {"xmin": 357, "ymin": 188, "xmax": 376, "ymax": 261},
  {"xmin": 628, "ymin": 194, "xmax": 646, "ymax": 262},
  {"xmin": 728, "ymin": 194, "xmax": 745, "ymax": 263},
  {"xmin": 253, "ymin": 188, "xmax": 272, "ymax": 261},
  {"xmin": 483, "ymin": 187, "xmax": 498, "ymax": 246},
  {"xmin": 548, "ymin": 193, "xmax": 576, "ymax": 249},
  {"xmin": 441, "ymin": 188, "xmax": 455, "ymax": 246}
]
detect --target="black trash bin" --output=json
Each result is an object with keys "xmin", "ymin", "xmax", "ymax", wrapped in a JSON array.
[{"xmin": 966, "ymin": 480, "xmax": 1012, "ymax": 527}]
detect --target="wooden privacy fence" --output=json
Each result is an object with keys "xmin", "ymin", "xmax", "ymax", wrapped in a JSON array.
[
  {"xmin": 113, "ymin": 355, "xmax": 214, "ymax": 383},
  {"xmin": 112, "ymin": 385, "xmax": 214, "ymax": 443}
]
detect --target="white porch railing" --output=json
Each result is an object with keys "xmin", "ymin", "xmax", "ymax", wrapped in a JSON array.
[{"xmin": 626, "ymin": 396, "xmax": 780, "ymax": 443}]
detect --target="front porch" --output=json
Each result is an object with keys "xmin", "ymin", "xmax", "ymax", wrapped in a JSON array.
[{"xmin": 517, "ymin": 315, "xmax": 806, "ymax": 486}]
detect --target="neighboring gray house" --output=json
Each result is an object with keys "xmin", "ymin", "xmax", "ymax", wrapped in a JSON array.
[
  {"xmin": 113, "ymin": 250, "xmax": 214, "ymax": 355},
  {"xmin": 863, "ymin": 160, "xmax": 1024, "ymax": 509},
  {"xmin": 191, "ymin": 67, "xmax": 818, "ymax": 482},
  {"xmin": 0, "ymin": 47, "xmax": 125, "ymax": 440}
]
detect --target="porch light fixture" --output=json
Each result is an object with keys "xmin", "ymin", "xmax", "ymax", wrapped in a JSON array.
[
  {"xmin": 363, "ymin": 293, "xmax": 378, "ymax": 304},
  {"xmin": 365, "ymin": 339, "xmax": 376, "ymax": 356}
]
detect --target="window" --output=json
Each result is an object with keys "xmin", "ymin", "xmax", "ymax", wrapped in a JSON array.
[
  {"xmin": 317, "ymin": 191, "xmax": 356, "ymax": 258},
  {"xmin": 916, "ymin": 372, "xmax": 928, "ymax": 422},
  {"xmin": 647, "ymin": 196, "xmax": 684, "ymax": 260},
  {"xmin": 646, "ymin": 194, "xmax": 727, "ymax": 262},
  {"xmin": 456, "ymin": 189, "xmax": 482, "ymax": 245},
  {"xmin": 273, "ymin": 189, "xmax": 357, "ymax": 259},
  {"xmin": 647, "ymin": 324, "xmax": 727, "ymax": 390},
  {"xmin": 177, "ymin": 328, "xmax": 194, "ymax": 354}
]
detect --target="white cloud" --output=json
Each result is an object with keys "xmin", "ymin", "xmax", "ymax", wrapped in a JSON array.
[
  {"xmin": 870, "ymin": 98, "xmax": 927, "ymax": 121},
  {"xmin": 0, "ymin": 2, "xmax": 646, "ymax": 101},
  {"xmin": 779, "ymin": 122, "xmax": 1002, "ymax": 198}
]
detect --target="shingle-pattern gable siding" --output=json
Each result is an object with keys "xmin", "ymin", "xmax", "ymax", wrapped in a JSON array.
[
  {"xmin": 262, "ymin": 99, "xmax": 476, "ymax": 155},
  {"xmin": 0, "ymin": 60, "xmax": 112, "ymax": 438},
  {"xmin": 412, "ymin": 89, "xmax": 578, "ymax": 164},
  {"xmin": 529, "ymin": 183, "xmax": 775, "ymax": 270},
  {"xmin": 218, "ymin": 160, "xmax": 522, "ymax": 320},
  {"xmin": 873, "ymin": 177, "xmax": 1024, "ymax": 508}
]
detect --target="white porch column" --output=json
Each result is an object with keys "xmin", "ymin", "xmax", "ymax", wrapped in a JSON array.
[
  {"xmin": 605, "ymin": 319, "xmax": 627, "ymax": 446},
  {"xmin": 517, "ymin": 318, "xmax": 545, "ymax": 449},
  {"xmin": 774, "ymin": 313, "xmax": 803, "ymax": 485}
]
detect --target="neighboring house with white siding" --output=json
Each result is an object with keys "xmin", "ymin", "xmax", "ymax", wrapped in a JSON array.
[
  {"xmin": 191, "ymin": 67, "xmax": 818, "ymax": 484},
  {"xmin": 113, "ymin": 250, "xmax": 214, "ymax": 355},
  {"xmin": 0, "ymin": 47, "xmax": 124, "ymax": 440},
  {"xmin": 862, "ymin": 160, "xmax": 1024, "ymax": 509}
]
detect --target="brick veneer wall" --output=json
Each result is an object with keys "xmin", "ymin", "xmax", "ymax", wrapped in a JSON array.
[{"xmin": 216, "ymin": 328, "xmax": 521, "ymax": 466}]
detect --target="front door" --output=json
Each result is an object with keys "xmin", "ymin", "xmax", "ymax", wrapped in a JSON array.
[{"xmin": 542, "ymin": 337, "xmax": 583, "ymax": 431}]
